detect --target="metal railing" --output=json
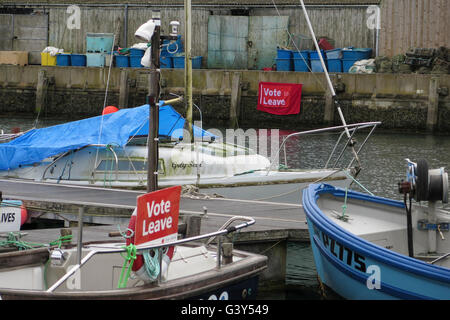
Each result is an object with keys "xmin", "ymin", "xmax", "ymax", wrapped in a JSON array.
[
  {"xmin": 267, "ymin": 121, "xmax": 381, "ymax": 174},
  {"xmin": 46, "ymin": 215, "xmax": 255, "ymax": 293}
]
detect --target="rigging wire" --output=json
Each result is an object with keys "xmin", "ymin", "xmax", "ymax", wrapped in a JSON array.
[{"xmin": 92, "ymin": 19, "xmax": 120, "ymax": 182}]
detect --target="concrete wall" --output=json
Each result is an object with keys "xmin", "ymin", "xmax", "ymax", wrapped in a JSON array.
[{"xmin": 1, "ymin": 65, "xmax": 449, "ymax": 132}]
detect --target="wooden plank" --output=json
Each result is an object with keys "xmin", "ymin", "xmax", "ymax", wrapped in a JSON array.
[{"xmin": 0, "ymin": 51, "xmax": 28, "ymax": 66}]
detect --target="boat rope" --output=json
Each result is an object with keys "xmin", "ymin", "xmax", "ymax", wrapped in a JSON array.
[
  {"xmin": 93, "ymin": 21, "xmax": 120, "ymax": 182},
  {"xmin": 57, "ymin": 150, "xmax": 74, "ymax": 183},
  {"xmin": 142, "ymin": 249, "xmax": 160, "ymax": 281},
  {"xmin": 48, "ymin": 235, "xmax": 73, "ymax": 248},
  {"xmin": 343, "ymin": 170, "xmax": 374, "ymax": 196},
  {"xmin": 181, "ymin": 184, "xmax": 224, "ymax": 200},
  {"xmin": 251, "ymin": 169, "xmax": 345, "ymax": 202},
  {"xmin": 117, "ymin": 225, "xmax": 134, "ymax": 239},
  {"xmin": 0, "ymin": 232, "xmax": 72, "ymax": 250},
  {"xmin": 339, "ymin": 171, "xmax": 374, "ymax": 221},
  {"xmin": 340, "ymin": 188, "xmax": 349, "ymax": 221},
  {"xmin": 118, "ymin": 243, "xmax": 137, "ymax": 288},
  {"xmin": 0, "ymin": 232, "xmax": 42, "ymax": 250},
  {"xmin": 103, "ymin": 143, "xmax": 120, "ymax": 187}
]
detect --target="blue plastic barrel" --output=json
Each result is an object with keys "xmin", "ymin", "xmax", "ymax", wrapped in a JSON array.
[
  {"xmin": 115, "ymin": 55, "xmax": 130, "ymax": 68},
  {"xmin": 161, "ymin": 35, "xmax": 183, "ymax": 57},
  {"xmin": 172, "ymin": 56, "xmax": 184, "ymax": 69},
  {"xmin": 293, "ymin": 51, "xmax": 309, "ymax": 60},
  {"xmin": 276, "ymin": 58, "xmax": 293, "ymax": 71},
  {"xmin": 343, "ymin": 59, "xmax": 358, "ymax": 72},
  {"xmin": 309, "ymin": 50, "xmax": 326, "ymax": 60},
  {"xmin": 130, "ymin": 56, "xmax": 143, "ymax": 68},
  {"xmin": 342, "ymin": 48, "xmax": 372, "ymax": 60},
  {"xmin": 70, "ymin": 54, "xmax": 86, "ymax": 66},
  {"xmin": 160, "ymin": 56, "xmax": 173, "ymax": 68},
  {"xmin": 172, "ymin": 56, "xmax": 202, "ymax": 69},
  {"xmin": 277, "ymin": 49, "xmax": 293, "ymax": 59},
  {"xmin": 311, "ymin": 58, "xmax": 327, "ymax": 72},
  {"xmin": 56, "ymin": 54, "xmax": 71, "ymax": 66},
  {"xmin": 326, "ymin": 49, "xmax": 342, "ymax": 60},
  {"xmin": 293, "ymin": 59, "xmax": 310, "ymax": 72},
  {"xmin": 129, "ymin": 48, "xmax": 145, "ymax": 57},
  {"xmin": 327, "ymin": 59, "xmax": 343, "ymax": 72}
]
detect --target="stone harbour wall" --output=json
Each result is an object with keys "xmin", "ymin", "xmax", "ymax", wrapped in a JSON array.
[{"xmin": 0, "ymin": 65, "xmax": 449, "ymax": 133}]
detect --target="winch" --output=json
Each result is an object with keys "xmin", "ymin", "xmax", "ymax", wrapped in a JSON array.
[
  {"xmin": 398, "ymin": 159, "xmax": 449, "ymax": 256},
  {"xmin": 399, "ymin": 158, "xmax": 448, "ymax": 203}
]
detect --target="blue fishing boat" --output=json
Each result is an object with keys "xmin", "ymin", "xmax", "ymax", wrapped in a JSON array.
[{"xmin": 303, "ymin": 159, "xmax": 450, "ymax": 299}]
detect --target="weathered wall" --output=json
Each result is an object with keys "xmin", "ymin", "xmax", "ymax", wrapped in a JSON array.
[
  {"xmin": 379, "ymin": 0, "xmax": 450, "ymax": 56},
  {"xmin": 3, "ymin": 0, "xmax": 449, "ymax": 59},
  {"xmin": 2, "ymin": 2, "xmax": 378, "ymax": 68},
  {"xmin": 1, "ymin": 65, "xmax": 449, "ymax": 132}
]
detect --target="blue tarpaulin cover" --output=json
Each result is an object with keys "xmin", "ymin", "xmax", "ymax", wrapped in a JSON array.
[{"xmin": 0, "ymin": 104, "xmax": 214, "ymax": 171}]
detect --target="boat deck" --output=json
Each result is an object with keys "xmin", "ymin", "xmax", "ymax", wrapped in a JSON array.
[{"xmin": 0, "ymin": 178, "xmax": 309, "ymax": 244}]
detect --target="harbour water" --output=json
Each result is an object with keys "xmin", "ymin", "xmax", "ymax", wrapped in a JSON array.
[{"xmin": 1, "ymin": 116, "xmax": 450, "ymax": 299}]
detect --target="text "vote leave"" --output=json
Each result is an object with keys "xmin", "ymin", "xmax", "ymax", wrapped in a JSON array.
[{"xmin": 142, "ymin": 199, "xmax": 173, "ymax": 236}]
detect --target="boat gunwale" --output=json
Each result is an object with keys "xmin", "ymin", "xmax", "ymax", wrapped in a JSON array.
[
  {"xmin": 0, "ymin": 242, "xmax": 267, "ymax": 300},
  {"xmin": 302, "ymin": 183, "xmax": 450, "ymax": 283}
]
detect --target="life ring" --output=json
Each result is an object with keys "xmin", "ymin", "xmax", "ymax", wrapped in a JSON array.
[
  {"xmin": 126, "ymin": 208, "xmax": 174, "ymax": 282},
  {"xmin": 0, "ymin": 199, "xmax": 27, "ymax": 227}
]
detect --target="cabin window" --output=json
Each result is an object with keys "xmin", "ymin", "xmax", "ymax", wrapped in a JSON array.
[{"xmin": 96, "ymin": 159, "xmax": 165, "ymax": 174}]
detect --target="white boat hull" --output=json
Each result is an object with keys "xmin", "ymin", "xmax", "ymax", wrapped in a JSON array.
[{"xmin": 0, "ymin": 142, "xmax": 352, "ymax": 203}]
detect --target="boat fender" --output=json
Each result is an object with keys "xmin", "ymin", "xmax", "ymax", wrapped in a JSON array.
[
  {"xmin": 126, "ymin": 208, "xmax": 174, "ymax": 282},
  {"xmin": 102, "ymin": 106, "xmax": 119, "ymax": 115}
]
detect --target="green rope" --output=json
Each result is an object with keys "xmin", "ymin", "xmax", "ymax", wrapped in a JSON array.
[
  {"xmin": 338, "ymin": 171, "xmax": 375, "ymax": 221},
  {"xmin": 343, "ymin": 170, "xmax": 374, "ymax": 196},
  {"xmin": 340, "ymin": 188, "xmax": 349, "ymax": 221},
  {"xmin": 0, "ymin": 233, "xmax": 72, "ymax": 251},
  {"xmin": 48, "ymin": 235, "xmax": 73, "ymax": 248},
  {"xmin": 118, "ymin": 243, "xmax": 137, "ymax": 289}
]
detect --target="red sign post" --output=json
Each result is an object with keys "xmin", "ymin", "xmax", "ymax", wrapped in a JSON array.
[{"xmin": 134, "ymin": 186, "xmax": 181, "ymax": 246}]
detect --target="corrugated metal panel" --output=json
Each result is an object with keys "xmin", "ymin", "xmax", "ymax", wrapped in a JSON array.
[
  {"xmin": 207, "ymin": 16, "xmax": 249, "ymax": 69},
  {"xmin": 248, "ymin": 16, "xmax": 289, "ymax": 70},
  {"xmin": 379, "ymin": 0, "xmax": 450, "ymax": 56}
]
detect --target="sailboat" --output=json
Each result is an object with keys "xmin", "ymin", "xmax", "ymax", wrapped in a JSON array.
[{"xmin": 0, "ymin": 2, "xmax": 379, "ymax": 205}]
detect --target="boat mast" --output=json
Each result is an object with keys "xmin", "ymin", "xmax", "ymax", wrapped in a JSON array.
[
  {"xmin": 299, "ymin": 0, "xmax": 360, "ymax": 169},
  {"xmin": 148, "ymin": 11, "xmax": 161, "ymax": 192},
  {"xmin": 184, "ymin": 0, "xmax": 194, "ymax": 142}
]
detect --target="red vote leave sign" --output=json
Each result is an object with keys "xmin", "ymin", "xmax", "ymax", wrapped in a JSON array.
[
  {"xmin": 134, "ymin": 186, "xmax": 181, "ymax": 246},
  {"xmin": 257, "ymin": 82, "xmax": 302, "ymax": 115}
]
